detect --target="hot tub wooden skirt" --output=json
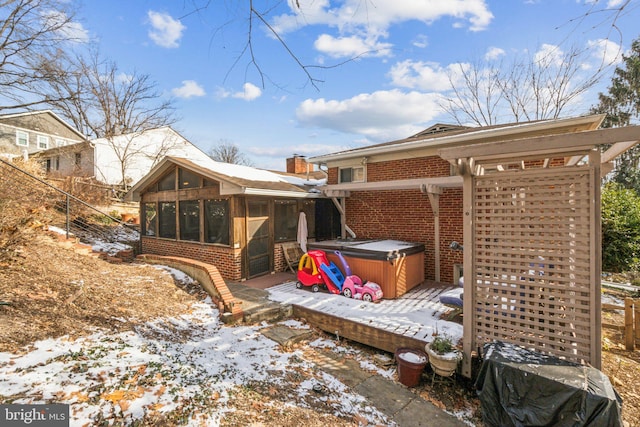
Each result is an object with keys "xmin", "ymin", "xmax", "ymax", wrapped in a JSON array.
[{"xmin": 325, "ymin": 251, "xmax": 424, "ymax": 299}]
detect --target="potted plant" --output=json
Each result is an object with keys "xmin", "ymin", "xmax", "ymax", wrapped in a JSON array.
[{"xmin": 425, "ymin": 334, "xmax": 462, "ymax": 377}]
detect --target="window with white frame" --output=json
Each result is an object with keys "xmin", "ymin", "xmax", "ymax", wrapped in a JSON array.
[
  {"xmin": 37, "ymin": 135, "xmax": 49, "ymax": 149},
  {"xmin": 16, "ymin": 131, "xmax": 28, "ymax": 147},
  {"xmin": 55, "ymin": 138, "xmax": 66, "ymax": 147},
  {"xmin": 339, "ymin": 166, "xmax": 365, "ymax": 183}
]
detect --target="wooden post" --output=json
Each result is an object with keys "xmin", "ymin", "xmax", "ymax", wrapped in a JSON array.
[
  {"xmin": 461, "ymin": 159, "xmax": 474, "ymax": 378},
  {"xmin": 625, "ymin": 297, "xmax": 635, "ymax": 351},
  {"xmin": 635, "ymin": 299, "xmax": 640, "ymax": 343}
]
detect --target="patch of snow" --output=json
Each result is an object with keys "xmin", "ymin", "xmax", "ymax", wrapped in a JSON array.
[
  {"xmin": 397, "ymin": 350, "xmax": 427, "ymax": 365},
  {"xmin": 152, "ymin": 265, "xmax": 198, "ymax": 286},
  {"xmin": 188, "ymin": 156, "xmax": 325, "ymax": 186},
  {"xmin": 267, "ymin": 281, "xmax": 464, "ymax": 345},
  {"xmin": 0, "ymin": 298, "xmax": 393, "ymax": 426}
]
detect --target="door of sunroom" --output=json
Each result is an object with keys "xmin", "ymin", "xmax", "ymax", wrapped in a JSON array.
[{"xmin": 247, "ymin": 200, "xmax": 271, "ymax": 278}]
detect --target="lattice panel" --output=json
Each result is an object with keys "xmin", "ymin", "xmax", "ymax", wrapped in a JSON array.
[{"xmin": 471, "ymin": 166, "xmax": 595, "ymax": 364}]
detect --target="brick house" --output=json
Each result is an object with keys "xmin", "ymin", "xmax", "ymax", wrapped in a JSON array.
[
  {"xmin": 126, "ymin": 155, "xmax": 336, "ymax": 281},
  {"xmin": 307, "ymin": 115, "xmax": 606, "ymax": 285},
  {"xmin": 308, "ymin": 113, "xmax": 640, "ymax": 375}
]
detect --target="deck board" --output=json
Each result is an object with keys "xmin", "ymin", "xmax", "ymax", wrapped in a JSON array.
[{"xmin": 266, "ymin": 281, "xmax": 463, "ymax": 353}]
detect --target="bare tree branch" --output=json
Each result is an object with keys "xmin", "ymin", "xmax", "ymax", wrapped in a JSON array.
[
  {"xmin": 0, "ymin": 0, "xmax": 83, "ymax": 112},
  {"xmin": 209, "ymin": 140, "xmax": 253, "ymax": 166},
  {"xmin": 440, "ymin": 45, "xmax": 605, "ymax": 126}
]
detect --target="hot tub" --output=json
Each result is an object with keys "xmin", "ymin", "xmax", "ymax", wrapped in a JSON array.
[{"xmin": 308, "ymin": 239, "xmax": 425, "ymax": 299}]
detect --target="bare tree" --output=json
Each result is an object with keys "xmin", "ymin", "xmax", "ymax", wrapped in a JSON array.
[
  {"xmin": 46, "ymin": 50, "xmax": 179, "ymax": 191},
  {"xmin": 47, "ymin": 50, "xmax": 176, "ymax": 139},
  {"xmin": 0, "ymin": 0, "xmax": 83, "ymax": 111},
  {"xmin": 209, "ymin": 140, "xmax": 253, "ymax": 166},
  {"xmin": 441, "ymin": 45, "xmax": 605, "ymax": 126}
]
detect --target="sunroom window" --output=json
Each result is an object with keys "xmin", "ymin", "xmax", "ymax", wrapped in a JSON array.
[
  {"xmin": 143, "ymin": 203, "xmax": 157, "ymax": 236},
  {"xmin": 179, "ymin": 168, "xmax": 200, "ymax": 189},
  {"xmin": 179, "ymin": 200, "xmax": 200, "ymax": 241},
  {"xmin": 158, "ymin": 172, "xmax": 175, "ymax": 191},
  {"xmin": 158, "ymin": 202, "xmax": 176, "ymax": 239},
  {"xmin": 205, "ymin": 199, "xmax": 229, "ymax": 245},
  {"xmin": 274, "ymin": 200, "xmax": 298, "ymax": 241}
]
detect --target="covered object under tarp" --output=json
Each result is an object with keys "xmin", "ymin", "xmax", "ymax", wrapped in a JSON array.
[{"xmin": 475, "ymin": 341, "xmax": 622, "ymax": 427}]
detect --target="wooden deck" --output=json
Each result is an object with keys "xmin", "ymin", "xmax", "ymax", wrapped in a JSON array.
[{"xmin": 266, "ymin": 280, "xmax": 463, "ymax": 354}]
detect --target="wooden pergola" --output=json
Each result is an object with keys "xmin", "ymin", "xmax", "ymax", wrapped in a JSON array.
[{"xmin": 439, "ymin": 125, "xmax": 640, "ymax": 377}]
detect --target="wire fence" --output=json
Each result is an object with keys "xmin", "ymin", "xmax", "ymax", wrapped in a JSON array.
[{"xmin": 0, "ymin": 157, "xmax": 139, "ymax": 253}]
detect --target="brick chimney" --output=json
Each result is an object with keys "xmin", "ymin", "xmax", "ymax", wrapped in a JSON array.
[{"xmin": 286, "ymin": 154, "xmax": 312, "ymax": 174}]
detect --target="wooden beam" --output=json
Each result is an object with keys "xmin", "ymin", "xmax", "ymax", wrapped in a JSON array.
[
  {"xmin": 321, "ymin": 176, "xmax": 462, "ymax": 193},
  {"xmin": 324, "ymin": 189, "xmax": 350, "ymax": 198},
  {"xmin": 439, "ymin": 126, "xmax": 640, "ymax": 161},
  {"xmin": 602, "ymin": 140, "xmax": 640, "ymax": 163},
  {"xmin": 425, "ymin": 190, "xmax": 441, "ymax": 281}
]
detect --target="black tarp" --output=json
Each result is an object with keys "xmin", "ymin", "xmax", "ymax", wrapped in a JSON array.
[{"xmin": 475, "ymin": 341, "xmax": 623, "ymax": 427}]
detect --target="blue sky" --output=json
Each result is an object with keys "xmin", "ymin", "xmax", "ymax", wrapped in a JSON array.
[{"xmin": 72, "ymin": 0, "xmax": 639, "ymax": 170}]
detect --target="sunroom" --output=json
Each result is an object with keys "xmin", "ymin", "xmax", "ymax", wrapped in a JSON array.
[{"xmin": 126, "ymin": 156, "xmax": 334, "ymax": 280}]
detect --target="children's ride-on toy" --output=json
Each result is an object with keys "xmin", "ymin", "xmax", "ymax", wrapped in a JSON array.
[
  {"xmin": 296, "ymin": 250, "xmax": 344, "ymax": 294},
  {"xmin": 334, "ymin": 251, "xmax": 383, "ymax": 302}
]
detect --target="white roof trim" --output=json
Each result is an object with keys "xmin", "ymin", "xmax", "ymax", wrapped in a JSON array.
[
  {"xmin": 309, "ymin": 115, "xmax": 604, "ymax": 164},
  {"xmin": 320, "ymin": 176, "xmax": 462, "ymax": 193}
]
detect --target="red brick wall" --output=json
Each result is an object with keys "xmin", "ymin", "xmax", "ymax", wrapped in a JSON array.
[
  {"xmin": 366, "ymin": 156, "xmax": 451, "ymax": 181},
  {"xmin": 142, "ymin": 238, "xmax": 295, "ymax": 280},
  {"xmin": 142, "ymin": 237, "xmax": 243, "ymax": 281},
  {"xmin": 330, "ymin": 155, "xmax": 463, "ymax": 283}
]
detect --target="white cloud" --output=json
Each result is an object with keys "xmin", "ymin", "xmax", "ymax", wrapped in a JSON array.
[
  {"xmin": 116, "ymin": 73, "xmax": 134, "ymax": 84},
  {"xmin": 147, "ymin": 11, "xmax": 185, "ymax": 48},
  {"xmin": 587, "ymin": 38, "xmax": 623, "ymax": 66},
  {"xmin": 172, "ymin": 80, "xmax": 206, "ymax": 98},
  {"xmin": 314, "ymin": 34, "xmax": 393, "ymax": 58},
  {"xmin": 606, "ymin": 0, "xmax": 625, "ymax": 7},
  {"xmin": 534, "ymin": 43, "xmax": 564, "ymax": 67},
  {"xmin": 484, "ymin": 46, "xmax": 506, "ymax": 60},
  {"xmin": 295, "ymin": 89, "xmax": 444, "ymax": 140},
  {"xmin": 217, "ymin": 83, "xmax": 262, "ymax": 101},
  {"xmin": 412, "ymin": 34, "xmax": 429, "ymax": 49},
  {"xmin": 388, "ymin": 60, "xmax": 456, "ymax": 91},
  {"xmin": 42, "ymin": 11, "xmax": 90, "ymax": 43},
  {"xmin": 233, "ymin": 83, "xmax": 262, "ymax": 101},
  {"xmin": 272, "ymin": 0, "xmax": 494, "ymax": 37}
]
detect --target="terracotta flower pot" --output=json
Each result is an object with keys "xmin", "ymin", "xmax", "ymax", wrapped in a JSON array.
[{"xmin": 395, "ymin": 347, "xmax": 428, "ymax": 387}]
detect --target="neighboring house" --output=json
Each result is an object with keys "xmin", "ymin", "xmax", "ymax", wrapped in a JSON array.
[
  {"xmin": 0, "ymin": 110, "xmax": 86, "ymax": 160},
  {"xmin": 33, "ymin": 126, "xmax": 212, "ymax": 189},
  {"xmin": 126, "ymin": 155, "xmax": 335, "ymax": 281}
]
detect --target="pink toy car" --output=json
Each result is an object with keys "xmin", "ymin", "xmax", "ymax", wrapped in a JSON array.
[
  {"xmin": 335, "ymin": 251, "xmax": 383, "ymax": 302},
  {"xmin": 342, "ymin": 275, "xmax": 383, "ymax": 302}
]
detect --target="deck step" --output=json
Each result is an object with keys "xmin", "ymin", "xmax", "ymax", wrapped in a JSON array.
[{"xmin": 242, "ymin": 303, "xmax": 292, "ymax": 324}]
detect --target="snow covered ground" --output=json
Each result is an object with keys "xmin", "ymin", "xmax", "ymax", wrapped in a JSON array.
[{"xmin": 0, "ymin": 268, "xmax": 398, "ymax": 426}]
